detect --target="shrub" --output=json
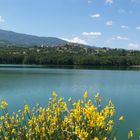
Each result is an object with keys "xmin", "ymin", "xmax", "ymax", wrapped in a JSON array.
[{"xmin": 0, "ymin": 92, "xmax": 132, "ymax": 140}]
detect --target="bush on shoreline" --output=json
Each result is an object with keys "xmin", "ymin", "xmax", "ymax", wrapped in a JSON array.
[{"xmin": 0, "ymin": 92, "xmax": 133, "ymax": 140}]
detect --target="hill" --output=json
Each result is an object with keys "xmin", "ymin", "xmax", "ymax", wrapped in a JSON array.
[{"xmin": 0, "ymin": 29, "xmax": 67, "ymax": 46}]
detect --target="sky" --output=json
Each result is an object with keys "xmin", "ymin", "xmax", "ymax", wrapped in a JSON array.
[{"xmin": 0, "ymin": 0, "xmax": 140, "ymax": 49}]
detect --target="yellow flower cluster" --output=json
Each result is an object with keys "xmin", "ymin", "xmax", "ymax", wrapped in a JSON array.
[
  {"xmin": 128, "ymin": 130, "xmax": 133, "ymax": 139},
  {"xmin": 0, "ymin": 92, "xmax": 125, "ymax": 140},
  {"xmin": 0, "ymin": 100, "xmax": 8, "ymax": 109}
]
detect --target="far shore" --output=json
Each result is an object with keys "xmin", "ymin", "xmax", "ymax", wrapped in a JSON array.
[{"xmin": 130, "ymin": 65, "xmax": 140, "ymax": 67}]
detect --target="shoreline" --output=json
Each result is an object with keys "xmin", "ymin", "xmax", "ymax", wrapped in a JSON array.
[
  {"xmin": 0, "ymin": 64, "xmax": 140, "ymax": 71},
  {"xmin": 130, "ymin": 65, "xmax": 140, "ymax": 67}
]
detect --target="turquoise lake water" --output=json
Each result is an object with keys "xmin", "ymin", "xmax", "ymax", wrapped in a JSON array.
[{"xmin": 0, "ymin": 65, "xmax": 140, "ymax": 139}]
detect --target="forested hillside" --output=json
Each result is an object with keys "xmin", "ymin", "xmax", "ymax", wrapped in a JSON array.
[{"xmin": 0, "ymin": 44, "xmax": 140, "ymax": 66}]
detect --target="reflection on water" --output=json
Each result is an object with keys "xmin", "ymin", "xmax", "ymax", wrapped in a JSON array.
[
  {"xmin": 0, "ymin": 64, "xmax": 140, "ymax": 71},
  {"xmin": 0, "ymin": 65, "xmax": 140, "ymax": 139}
]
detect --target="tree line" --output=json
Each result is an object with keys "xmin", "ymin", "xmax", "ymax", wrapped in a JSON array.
[{"xmin": 0, "ymin": 45, "xmax": 140, "ymax": 66}]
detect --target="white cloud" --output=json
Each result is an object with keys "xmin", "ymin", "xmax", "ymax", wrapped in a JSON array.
[
  {"xmin": 107, "ymin": 36, "xmax": 128, "ymax": 43},
  {"xmin": 116, "ymin": 36, "xmax": 128, "ymax": 40},
  {"xmin": 105, "ymin": 0, "xmax": 113, "ymax": 4},
  {"xmin": 131, "ymin": 0, "xmax": 140, "ymax": 3},
  {"xmin": 0, "ymin": 16, "xmax": 4, "ymax": 23},
  {"xmin": 136, "ymin": 26, "xmax": 140, "ymax": 30},
  {"xmin": 82, "ymin": 32, "xmax": 102, "ymax": 38},
  {"xmin": 121, "ymin": 25, "xmax": 128, "ymax": 29},
  {"xmin": 62, "ymin": 37, "xmax": 88, "ymax": 45},
  {"xmin": 88, "ymin": 0, "xmax": 92, "ymax": 3},
  {"xmin": 106, "ymin": 21, "xmax": 113, "ymax": 26},
  {"xmin": 128, "ymin": 43, "xmax": 140, "ymax": 50},
  {"xmin": 111, "ymin": 37, "xmax": 116, "ymax": 40},
  {"xmin": 105, "ymin": 40, "xmax": 112, "ymax": 43},
  {"xmin": 118, "ymin": 9, "xmax": 126, "ymax": 14},
  {"xmin": 90, "ymin": 14, "xmax": 101, "ymax": 18}
]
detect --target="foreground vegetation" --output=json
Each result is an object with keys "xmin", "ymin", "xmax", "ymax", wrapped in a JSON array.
[
  {"xmin": 0, "ymin": 92, "xmax": 134, "ymax": 140},
  {"xmin": 0, "ymin": 44, "xmax": 140, "ymax": 66}
]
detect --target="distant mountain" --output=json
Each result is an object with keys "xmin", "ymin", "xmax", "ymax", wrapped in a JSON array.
[{"xmin": 0, "ymin": 29, "xmax": 67, "ymax": 47}]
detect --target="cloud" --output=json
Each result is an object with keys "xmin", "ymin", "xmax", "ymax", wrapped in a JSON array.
[
  {"xmin": 128, "ymin": 43, "xmax": 140, "ymax": 50},
  {"xmin": 111, "ymin": 37, "xmax": 116, "ymax": 40},
  {"xmin": 107, "ymin": 36, "xmax": 128, "ymax": 43},
  {"xmin": 88, "ymin": 0, "xmax": 92, "ymax": 3},
  {"xmin": 62, "ymin": 37, "xmax": 88, "ymax": 45},
  {"xmin": 0, "ymin": 16, "xmax": 4, "ymax": 23},
  {"xmin": 106, "ymin": 21, "xmax": 113, "ymax": 26},
  {"xmin": 116, "ymin": 36, "xmax": 128, "ymax": 40},
  {"xmin": 121, "ymin": 25, "xmax": 128, "ymax": 29},
  {"xmin": 105, "ymin": 40, "xmax": 112, "ymax": 44},
  {"xmin": 82, "ymin": 32, "xmax": 102, "ymax": 38},
  {"xmin": 131, "ymin": 0, "xmax": 140, "ymax": 3},
  {"xmin": 118, "ymin": 9, "xmax": 126, "ymax": 14},
  {"xmin": 136, "ymin": 26, "xmax": 140, "ymax": 30},
  {"xmin": 90, "ymin": 14, "xmax": 101, "ymax": 18},
  {"xmin": 105, "ymin": 0, "xmax": 113, "ymax": 4}
]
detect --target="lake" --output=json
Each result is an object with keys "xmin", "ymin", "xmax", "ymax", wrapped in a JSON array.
[{"xmin": 0, "ymin": 65, "xmax": 140, "ymax": 139}]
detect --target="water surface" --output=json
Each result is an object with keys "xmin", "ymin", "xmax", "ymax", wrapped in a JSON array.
[{"xmin": 0, "ymin": 65, "xmax": 140, "ymax": 139}]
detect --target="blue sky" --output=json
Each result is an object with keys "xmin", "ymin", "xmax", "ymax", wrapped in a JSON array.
[{"xmin": 0, "ymin": 0, "xmax": 140, "ymax": 49}]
